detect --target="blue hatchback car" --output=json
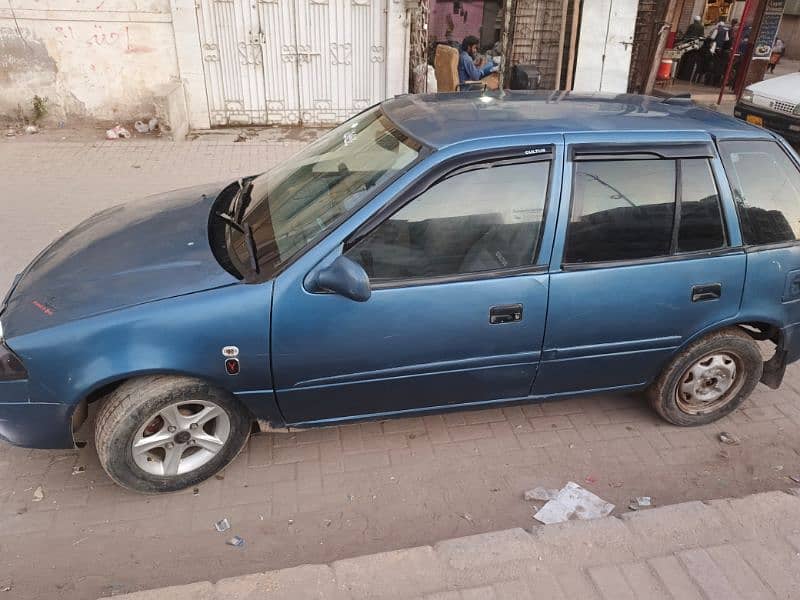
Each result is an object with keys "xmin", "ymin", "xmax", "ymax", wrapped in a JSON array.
[{"xmin": 3, "ymin": 92, "xmax": 800, "ymax": 492}]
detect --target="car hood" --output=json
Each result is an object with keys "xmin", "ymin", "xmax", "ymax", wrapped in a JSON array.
[
  {"xmin": 746, "ymin": 73, "xmax": 800, "ymax": 102},
  {"xmin": 1, "ymin": 182, "xmax": 239, "ymax": 338}
]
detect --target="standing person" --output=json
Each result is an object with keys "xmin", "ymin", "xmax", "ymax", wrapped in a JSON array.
[
  {"xmin": 730, "ymin": 19, "xmax": 739, "ymax": 41},
  {"xmin": 684, "ymin": 15, "xmax": 705, "ymax": 40},
  {"xmin": 709, "ymin": 16, "xmax": 730, "ymax": 52},
  {"xmin": 768, "ymin": 38, "xmax": 786, "ymax": 73},
  {"xmin": 458, "ymin": 35, "xmax": 495, "ymax": 86}
]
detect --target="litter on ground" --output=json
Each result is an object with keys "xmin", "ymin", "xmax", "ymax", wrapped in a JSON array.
[
  {"xmin": 105, "ymin": 125, "xmax": 131, "ymax": 140},
  {"xmin": 533, "ymin": 482, "xmax": 614, "ymax": 525},
  {"xmin": 523, "ymin": 486, "xmax": 559, "ymax": 502},
  {"xmin": 719, "ymin": 432, "xmax": 740, "ymax": 445},
  {"xmin": 214, "ymin": 518, "xmax": 231, "ymax": 532},
  {"xmin": 629, "ymin": 496, "xmax": 653, "ymax": 511}
]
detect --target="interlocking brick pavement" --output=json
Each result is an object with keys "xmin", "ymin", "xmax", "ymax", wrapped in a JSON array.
[
  {"xmin": 104, "ymin": 491, "xmax": 800, "ymax": 599},
  {"xmin": 1, "ymin": 131, "xmax": 800, "ymax": 600}
]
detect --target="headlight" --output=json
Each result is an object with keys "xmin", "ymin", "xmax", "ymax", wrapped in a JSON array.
[
  {"xmin": 741, "ymin": 90, "xmax": 754, "ymax": 103},
  {"xmin": 794, "ymin": 103, "xmax": 800, "ymax": 116},
  {"xmin": 0, "ymin": 343, "xmax": 27, "ymax": 381}
]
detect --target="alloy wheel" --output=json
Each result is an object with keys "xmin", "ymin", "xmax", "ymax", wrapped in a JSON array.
[{"xmin": 131, "ymin": 400, "xmax": 231, "ymax": 476}]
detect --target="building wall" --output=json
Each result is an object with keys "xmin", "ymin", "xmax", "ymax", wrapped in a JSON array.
[
  {"xmin": 0, "ymin": 0, "xmax": 179, "ymax": 123},
  {"xmin": 0, "ymin": 0, "xmax": 408, "ymax": 128},
  {"xmin": 674, "ymin": 0, "xmax": 697, "ymax": 35},
  {"xmin": 779, "ymin": 14, "xmax": 800, "ymax": 58},
  {"xmin": 429, "ymin": 0, "xmax": 485, "ymax": 45}
]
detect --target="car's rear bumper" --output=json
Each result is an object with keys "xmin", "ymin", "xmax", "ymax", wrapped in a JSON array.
[
  {"xmin": 0, "ymin": 381, "xmax": 75, "ymax": 448},
  {"xmin": 734, "ymin": 102, "xmax": 800, "ymax": 144}
]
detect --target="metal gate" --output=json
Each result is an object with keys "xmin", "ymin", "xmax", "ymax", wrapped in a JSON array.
[
  {"xmin": 509, "ymin": 0, "xmax": 565, "ymax": 90},
  {"xmin": 197, "ymin": 0, "xmax": 388, "ymax": 126}
]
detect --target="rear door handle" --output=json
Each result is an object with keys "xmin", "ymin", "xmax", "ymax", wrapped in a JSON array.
[
  {"xmin": 692, "ymin": 283, "xmax": 721, "ymax": 302},
  {"xmin": 489, "ymin": 304, "xmax": 523, "ymax": 324}
]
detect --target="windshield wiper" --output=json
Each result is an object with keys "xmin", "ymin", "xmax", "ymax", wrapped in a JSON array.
[
  {"xmin": 228, "ymin": 178, "xmax": 245, "ymax": 221},
  {"xmin": 234, "ymin": 180, "xmax": 255, "ymax": 225},
  {"xmin": 211, "ymin": 179, "xmax": 258, "ymax": 278},
  {"xmin": 213, "ymin": 211, "xmax": 244, "ymax": 233},
  {"xmin": 213, "ymin": 212, "xmax": 259, "ymax": 276},
  {"xmin": 245, "ymin": 224, "xmax": 260, "ymax": 275}
]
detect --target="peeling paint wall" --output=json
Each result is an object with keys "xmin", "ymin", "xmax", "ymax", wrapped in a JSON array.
[{"xmin": 0, "ymin": 0, "xmax": 180, "ymax": 123}]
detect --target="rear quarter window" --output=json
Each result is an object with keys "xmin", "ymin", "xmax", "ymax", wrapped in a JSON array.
[{"xmin": 719, "ymin": 140, "xmax": 800, "ymax": 245}]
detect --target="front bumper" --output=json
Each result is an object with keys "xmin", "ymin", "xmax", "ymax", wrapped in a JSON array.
[
  {"xmin": 734, "ymin": 102, "xmax": 800, "ymax": 144},
  {"xmin": 0, "ymin": 381, "xmax": 75, "ymax": 448}
]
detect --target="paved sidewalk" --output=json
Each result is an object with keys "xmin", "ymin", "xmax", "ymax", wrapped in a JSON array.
[
  {"xmin": 2, "ymin": 131, "xmax": 800, "ymax": 600},
  {"xmin": 105, "ymin": 490, "xmax": 800, "ymax": 599}
]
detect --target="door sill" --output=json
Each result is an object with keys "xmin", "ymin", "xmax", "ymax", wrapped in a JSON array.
[{"xmin": 286, "ymin": 382, "xmax": 647, "ymax": 429}]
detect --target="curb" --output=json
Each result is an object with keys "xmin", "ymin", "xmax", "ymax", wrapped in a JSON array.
[{"xmin": 101, "ymin": 489, "xmax": 800, "ymax": 599}]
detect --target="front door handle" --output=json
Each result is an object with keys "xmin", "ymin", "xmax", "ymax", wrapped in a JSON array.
[
  {"xmin": 692, "ymin": 283, "xmax": 721, "ymax": 302},
  {"xmin": 489, "ymin": 304, "xmax": 523, "ymax": 324}
]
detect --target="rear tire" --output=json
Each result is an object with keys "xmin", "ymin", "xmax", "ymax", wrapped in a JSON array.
[
  {"xmin": 647, "ymin": 328, "xmax": 763, "ymax": 426},
  {"xmin": 95, "ymin": 376, "xmax": 251, "ymax": 493}
]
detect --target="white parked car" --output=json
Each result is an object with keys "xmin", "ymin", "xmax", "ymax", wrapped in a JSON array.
[{"xmin": 734, "ymin": 72, "xmax": 800, "ymax": 144}]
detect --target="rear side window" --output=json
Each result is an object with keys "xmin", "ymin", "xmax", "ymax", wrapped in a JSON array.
[
  {"xmin": 719, "ymin": 140, "xmax": 800, "ymax": 245},
  {"xmin": 565, "ymin": 157, "xmax": 726, "ymax": 264},
  {"xmin": 678, "ymin": 159, "xmax": 726, "ymax": 253}
]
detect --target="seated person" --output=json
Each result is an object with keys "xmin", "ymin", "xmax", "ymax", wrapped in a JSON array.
[{"xmin": 458, "ymin": 35, "xmax": 496, "ymax": 86}]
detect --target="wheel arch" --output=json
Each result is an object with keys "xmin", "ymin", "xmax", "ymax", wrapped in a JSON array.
[
  {"xmin": 651, "ymin": 316, "xmax": 785, "ymax": 390},
  {"xmin": 70, "ymin": 370, "xmax": 261, "ymax": 434}
]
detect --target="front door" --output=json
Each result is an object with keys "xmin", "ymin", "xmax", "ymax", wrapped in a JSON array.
[
  {"xmin": 196, "ymin": 0, "xmax": 387, "ymax": 126},
  {"xmin": 272, "ymin": 149, "xmax": 558, "ymax": 424},
  {"xmin": 534, "ymin": 134, "xmax": 747, "ymax": 396}
]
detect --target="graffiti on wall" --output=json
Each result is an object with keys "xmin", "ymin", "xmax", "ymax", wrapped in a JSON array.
[{"xmin": 53, "ymin": 23, "xmax": 154, "ymax": 53}]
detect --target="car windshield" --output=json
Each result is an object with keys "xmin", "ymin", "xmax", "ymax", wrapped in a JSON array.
[{"xmin": 226, "ymin": 107, "xmax": 421, "ymax": 279}]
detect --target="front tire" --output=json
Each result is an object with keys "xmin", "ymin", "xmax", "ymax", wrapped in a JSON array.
[
  {"xmin": 95, "ymin": 376, "xmax": 251, "ymax": 493},
  {"xmin": 647, "ymin": 328, "xmax": 763, "ymax": 426}
]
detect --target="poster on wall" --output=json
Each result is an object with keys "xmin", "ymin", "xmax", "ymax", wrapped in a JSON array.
[{"xmin": 752, "ymin": 0, "xmax": 786, "ymax": 59}]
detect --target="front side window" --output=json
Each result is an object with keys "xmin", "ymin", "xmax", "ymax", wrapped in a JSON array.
[
  {"xmin": 345, "ymin": 160, "xmax": 550, "ymax": 282},
  {"xmin": 565, "ymin": 156, "xmax": 726, "ymax": 264},
  {"xmin": 719, "ymin": 140, "xmax": 800, "ymax": 245}
]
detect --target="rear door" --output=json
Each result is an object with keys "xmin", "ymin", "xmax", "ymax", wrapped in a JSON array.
[{"xmin": 533, "ymin": 133, "xmax": 747, "ymax": 396}]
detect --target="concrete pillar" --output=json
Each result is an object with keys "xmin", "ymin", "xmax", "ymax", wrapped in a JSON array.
[
  {"xmin": 386, "ymin": 0, "xmax": 410, "ymax": 96},
  {"xmin": 170, "ymin": 0, "xmax": 211, "ymax": 130}
]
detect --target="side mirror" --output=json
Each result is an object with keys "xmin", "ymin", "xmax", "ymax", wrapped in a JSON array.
[{"xmin": 310, "ymin": 255, "xmax": 371, "ymax": 302}]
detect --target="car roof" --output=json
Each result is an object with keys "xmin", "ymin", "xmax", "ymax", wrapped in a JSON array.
[{"xmin": 381, "ymin": 91, "xmax": 768, "ymax": 149}]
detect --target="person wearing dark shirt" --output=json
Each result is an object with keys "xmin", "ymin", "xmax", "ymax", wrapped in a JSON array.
[
  {"xmin": 684, "ymin": 15, "xmax": 705, "ymax": 40},
  {"xmin": 709, "ymin": 17, "xmax": 730, "ymax": 50},
  {"xmin": 458, "ymin": 35, "xmax": 495, "ymax": 85}
]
